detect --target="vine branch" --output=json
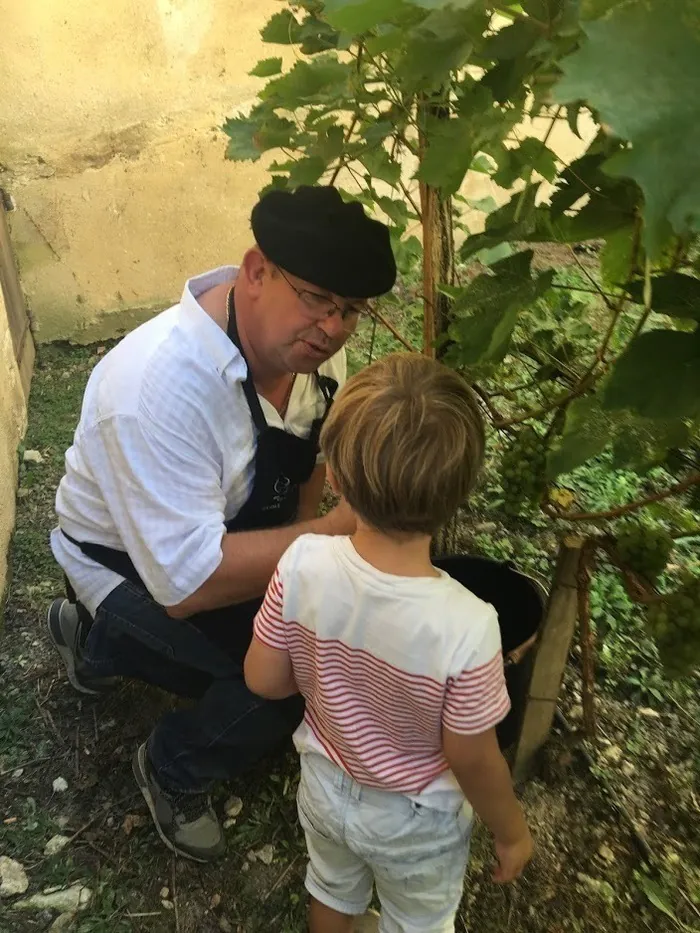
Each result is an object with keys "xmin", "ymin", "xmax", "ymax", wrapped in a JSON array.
[{"xmin": 545, "ymin": 472, "xmax": 700, "ymax": 524}]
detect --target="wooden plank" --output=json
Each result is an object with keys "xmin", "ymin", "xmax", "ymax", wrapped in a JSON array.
[
  {"xmin": 0, "ymin": 195, "xmax": 30, "ymax": 362},
  {"xmin": 512, "ymin": 535, "xmax": 583, "ymax": 782}
]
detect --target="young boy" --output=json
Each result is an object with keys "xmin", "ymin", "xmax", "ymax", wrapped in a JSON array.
[{"xmin": 244, "ymin": 353, "xmax": 533, "ymax": 933}]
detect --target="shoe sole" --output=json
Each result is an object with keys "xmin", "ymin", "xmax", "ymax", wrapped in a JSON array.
[
  {"xmin": 46, "ymin": 599, "xmax": 104, "ymax": 696},
  {"xmin": 131, "ymin": 743, "xmax": 209, "ymax": 864}
]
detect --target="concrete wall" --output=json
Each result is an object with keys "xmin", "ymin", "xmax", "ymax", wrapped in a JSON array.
[
  {"xmin": 0, "ymin": 0, "xmax": 594, "ymax": 343},
  {"xmin": 0, "ymin": 287, "xmax": 31, "ymax": 604},
  {"xmin": 0, "ymin": 0, "xmax": 283, "ymax": 343}
]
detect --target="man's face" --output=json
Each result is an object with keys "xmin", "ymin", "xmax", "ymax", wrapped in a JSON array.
[{"xmin": 251, "ymin": 256, "xmax": 366, "ymax": 374}]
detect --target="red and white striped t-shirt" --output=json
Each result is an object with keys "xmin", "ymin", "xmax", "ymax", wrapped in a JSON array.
[{"xmin": 253, "ymin": 534, "xmax": 510, "ymax": 801}]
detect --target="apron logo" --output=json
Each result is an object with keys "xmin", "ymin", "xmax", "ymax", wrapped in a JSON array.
[{"xmin": 274, "ymin": 475, "xmax": 291, "ymax": 496}]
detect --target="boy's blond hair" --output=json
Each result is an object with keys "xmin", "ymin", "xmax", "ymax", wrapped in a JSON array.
[{"xmin": 320, "ymin": 352, "xmax": 485, "ymax": 535}]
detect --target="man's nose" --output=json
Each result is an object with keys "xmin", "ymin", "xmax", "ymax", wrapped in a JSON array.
[{"xmin": 316, "ymin": 310, "xmax": 347, "ymax": 341}]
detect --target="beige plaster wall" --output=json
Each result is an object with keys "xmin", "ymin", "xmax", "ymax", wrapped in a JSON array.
[
  {"xmin": 0, "ymin": 0, "xmax": 595, "ymax": 343},
  {"xmin": 0, "ymin": 289, "xmax": 30, "ymax": 603},
  {"xmin": 0, "ymin": 0, "xmax": 285, "ymax": 342}
]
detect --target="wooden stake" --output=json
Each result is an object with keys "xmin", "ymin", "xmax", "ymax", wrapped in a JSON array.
[{"xmin": 513, "ymin": 536, "xmax": 584, "ymax": 782}]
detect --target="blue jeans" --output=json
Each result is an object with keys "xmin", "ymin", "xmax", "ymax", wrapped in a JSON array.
[{"xmin": 81, "ymin": 580, "xmax": 304, "ymax": 793}]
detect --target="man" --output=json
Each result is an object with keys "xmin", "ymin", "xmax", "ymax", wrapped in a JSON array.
[{"xmin": 47, "ymin": 185, "xmax": 397, "ymax": 862}]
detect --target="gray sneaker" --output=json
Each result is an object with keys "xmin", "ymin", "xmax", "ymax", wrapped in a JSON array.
[
  {"xmin": 132, "ymin": 742, "xmax": 225, "ymax": 862},
  {"xmin": 46, "ymin": 598, "xmax": 118, "ymax": 695}
]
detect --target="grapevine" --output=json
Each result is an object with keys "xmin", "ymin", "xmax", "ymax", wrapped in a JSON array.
[
  {"xmin": 500, "ymin": 428, "xmax": 547, "ymax": 516},
  {"xmin": 646, "ymin": 577, "xmax": 700, "ymax": 679},
  {"xmin": 613, "ymin": 523, "xmax": 674, "ymax": 583}
]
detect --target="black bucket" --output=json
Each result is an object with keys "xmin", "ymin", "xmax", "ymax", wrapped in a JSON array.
[{"xmin": 434, "ymin": 554, "xmax": 546, "ymax": 751}]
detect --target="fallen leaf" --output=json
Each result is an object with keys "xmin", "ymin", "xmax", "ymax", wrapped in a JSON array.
[
  {"xmin": 122, "ymin": 814, "xmax": 146, "ymax": 836},
  {"xmin": 13, "ymin": 884, "xmax": 91, "ymax": 912},
  {"xmin": 255, "ymin": 844, "xmax": 275, "ymax": 866}
]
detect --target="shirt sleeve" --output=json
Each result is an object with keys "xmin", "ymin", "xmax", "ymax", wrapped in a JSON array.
[
  {"xmin": 253, "ymin": 567, "xmax": 287, "ymax": 650},
  {"xmin": 82, "ymin": 408, "xmax": 232, "ymax": 607},
  {"xmin": 442, "ymin": 607, "xmax": 511, "ymax": 735}
]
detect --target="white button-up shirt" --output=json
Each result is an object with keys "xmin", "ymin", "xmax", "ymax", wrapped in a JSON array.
[{"xmin": 50, "ymin": 266, "xmax": 346, "ymax": 616}]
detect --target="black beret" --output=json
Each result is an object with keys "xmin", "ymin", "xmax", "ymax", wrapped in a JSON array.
[{"xmin": 251, "ymin": 185, "xmax": 397, "ymax": 299}]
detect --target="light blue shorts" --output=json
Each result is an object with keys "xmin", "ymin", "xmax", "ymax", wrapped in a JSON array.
[{"xmin": 297, "ymin": 753, "xmax": 473, "ymax": 933}]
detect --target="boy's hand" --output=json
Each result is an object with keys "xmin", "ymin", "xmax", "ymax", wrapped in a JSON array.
[{"xmin": 493, "ymin": 830, "xmax": 533, "ymax": 883}]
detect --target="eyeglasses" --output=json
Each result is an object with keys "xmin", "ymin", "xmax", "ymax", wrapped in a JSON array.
[{"xmin": 275, "ymin": 265, "xmax": 371, "ymax": 331}]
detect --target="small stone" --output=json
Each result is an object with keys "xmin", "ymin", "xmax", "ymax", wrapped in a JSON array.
[
  {"xmin": 568, "ymin": 704, "xmax": 584, "ymax": 721},
  {"xmin": 162, "ymin": 900, "xmax": 174, "ymax": 910},
  {"xmin": 11, "ymin": 769, "xmax": 24, "ymax": 779},
  {"xmin": 224, "ymin": 796, "xmax": 243, "ymax": 819},
  {"xmin": 223, "ymin": 818, "xmax": 237, "ymax": 830},
  {"xmin": 255, "ymin": 844, "xmax": 274, "ymax": 866},
  {"xmin": 13, "ymin": 884, "xmax": 92, "ymax": 912},
  {"xmin": 219, "ymin": 918, "xmax": 233, "ymax": 933},
  {"xmin": 0, "ymin": 857, "xmax": 29, "ymax": 897},
  {"xmin": 246, "ymin": 849, "xmax": 256, "ymax": 863},
  {"xmin": 52, "ymin": 777, "xmax": 69, "ymax": 794},
  {"xmin": 44, "ymin": 835, "xmax": 71, "ymax": 857},
  {"xmin": 159, "ymin": 887, "xmax": 170, "ymax": 899},
  {"xmin": 639, "ymin": 707, "xmax": 660, "ymax": 719},
  {"xmin": 598, "ymin": 844, "xmax": 615, "ymax": 863},
  {"xmin": 602, "ymin": 745, "xmax": 623, "ymax": 765},
  {"xmin": 621, "ymin": 761, "xmax": 636, "ymax": 778},
  {"xmin": 23, "ymin": 449, "xmax": 44, "ymax": 464},
  {"xmin": 49, "ymin": 912, "xmax": 77, "ymax": 932},
  {"xmin": 210, "ymin": 893, "xmax": 221, "ymax": 909}
]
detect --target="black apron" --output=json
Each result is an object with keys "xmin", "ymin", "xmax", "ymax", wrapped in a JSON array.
[{"xmin": 63, "ymin": 287, "xmax": 337, "ymax": 660}]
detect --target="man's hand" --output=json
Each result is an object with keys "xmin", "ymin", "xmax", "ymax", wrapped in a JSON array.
[{"xmin": 493, "ymin": 829, "xmax": 533, "ymax": 883}]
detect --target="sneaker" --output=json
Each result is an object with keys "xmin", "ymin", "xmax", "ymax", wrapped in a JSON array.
[
  {"xmin": 132, "ymin": 742, "xmax": 225, "ymax": 863},
  {"xmin": 46, "ymin": 598, "xmax": 118, "ymax": 696}
]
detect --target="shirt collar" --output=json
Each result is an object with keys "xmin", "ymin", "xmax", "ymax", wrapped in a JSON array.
[{"xmin": 178, "ymin": 265, "xmax": 241, "ymax": 376}]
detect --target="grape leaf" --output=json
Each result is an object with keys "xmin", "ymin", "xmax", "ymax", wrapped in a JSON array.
[
  {"xmin": 376, "ymin": 196, "xmax": 414, "ymax": 226},
  {"xmin": 625, "ymin": 273, "xmax": 700, "ymax": 321},
  {"xmin": 448, "ymin": 250, "xmax": 554, "ymax": 364},
  {"xmin": 261, "ymin": 57, "xmax": 351, "ymax": 105},
  {"xmin": 547, "ymin": 396, "xmax": 611, "ymax": 478},
  {"xmin": 249, "ymin": 58, "xmax": 283, "ymax": 78},
  {"xmin": 481, "ymin": 19, "xmax": 542, "ymax": 60},
  {"xmin": 601, "ymin": 225, "xmax": 636, "ymax": 288},
  {"xmin": 396, "ymin": 8, "xmax": 482, "ymax": 89},
  {"xmin": 603, "ymin": 330, "xmax": 700, "ymax": 419},
  {"xmin": 493, "ymin": 137, "xmax": 558, "ymax": 188},
  {"xmin": 298, "ymin": 16, "xmax": 340, "ymax": 54},
  {"xmin": 415, "ymin": 119, "xmax": 474, "ymax": 195},
  {"xmin": 223, "ymin": 119, "xmax": 261, "ymax": 161},
  {"xmin": 288, "ymin": 156, "xmax": 327, "ymax": 187},
  {"xmin": 261, "ymin": 10, "xmax": 302, "ymax": 44},
  {"xmin": 358, "ymin": 148, "xmax": 401, "ymax": 186},
  {"xmin": 322, "ymin": 0, "xmax": 408, "ymax": 32},
  {"xmin": 612, "ymin": 416, "xmax": 690, "ymax": 472},
  {"xmin": 555, "ymin": 0, "xmax": 700, "ymax": 258}
]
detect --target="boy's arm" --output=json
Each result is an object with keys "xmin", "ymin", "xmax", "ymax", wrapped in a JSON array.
[
  {"xmin": 244, "ymin": 637, "xmax": 298, "ymax": 700},
  {"xmin": 442, "ymin": 726, "xmax": 532, "ymax": 882},
  {"xmin": 243, "ymin": 565, "xmax": 299, "ymax": 700}
]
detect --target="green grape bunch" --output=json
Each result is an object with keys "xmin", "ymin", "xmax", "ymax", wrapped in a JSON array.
[
  {"xmin": 501, "ymin": 427, "xmax": 547, "ymax": 516},
  {"xmin": 614, "ymin": 522, "xmax": 673, "ymax": 583},
  {"xmin": 646, "ymin": 576, "xmax": 700, "ymax": 679}
]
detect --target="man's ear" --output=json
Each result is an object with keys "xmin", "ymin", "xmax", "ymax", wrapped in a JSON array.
[{"xmin": 241, "ymin": 246, "xmax": 267, "ymax": 293}]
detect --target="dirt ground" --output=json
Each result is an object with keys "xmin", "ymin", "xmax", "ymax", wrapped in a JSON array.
[{"xmin": 1, "ymin": 343, "xmax": 700, "ymax": 933}]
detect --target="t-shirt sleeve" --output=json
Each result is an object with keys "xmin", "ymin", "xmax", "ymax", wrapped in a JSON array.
[
  {"xmin": 253, "ymin": 566, "xmax": 287, "ymax": 651},
  {"xmin": 442, "ymin": 606, "xmax": 511, "ymax": 735}
]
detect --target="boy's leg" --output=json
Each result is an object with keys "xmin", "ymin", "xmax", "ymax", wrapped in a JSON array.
[
  {"xmin": 309, "ymin": 897, "xmax": 354, "ymax": 933},
  {"xmin": 297, "ymin": 756, "xmax": 374, "ymax": 929}
]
